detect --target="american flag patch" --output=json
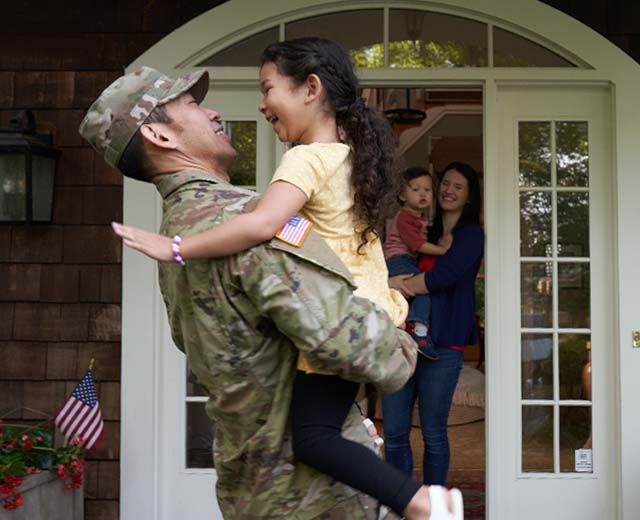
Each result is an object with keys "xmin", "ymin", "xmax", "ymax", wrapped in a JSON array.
[{"xmin": 275, "ymin": 215, "xmax": 313, "ymax": 247}]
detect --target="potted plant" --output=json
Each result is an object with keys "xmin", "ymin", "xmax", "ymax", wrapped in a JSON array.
[{"xmin": 0, "ymin": 420, "xmax": 85, "ymax": 517}]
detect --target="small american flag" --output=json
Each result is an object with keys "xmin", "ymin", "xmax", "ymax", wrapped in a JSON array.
[
  {"xmin": 54, "ymin": 369, "xmax": 104, "ymax": 450},
  {"xmin": 275, "ymin": 215, "xmax": 313, "ymax": 247}
]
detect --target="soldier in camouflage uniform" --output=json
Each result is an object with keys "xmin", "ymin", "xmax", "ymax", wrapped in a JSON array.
[{"xmin": 79, "ymin": 67, "xmax": 460, "ymax": 520}]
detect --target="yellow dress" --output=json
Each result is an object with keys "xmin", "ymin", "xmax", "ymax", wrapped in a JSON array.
[{"xmin": 271, "ymin": 142, "xmax": 409, "ymax": 373}]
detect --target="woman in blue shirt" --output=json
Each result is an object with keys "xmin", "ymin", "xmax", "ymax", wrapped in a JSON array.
[{"xmin": 385, "ymin": 162, "xmax": 484, "ymax": 485}]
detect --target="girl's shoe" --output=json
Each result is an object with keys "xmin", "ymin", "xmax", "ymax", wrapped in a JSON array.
[{"xmin": 427, "ymin": 486, "xmax": 464, "ymax": 520}]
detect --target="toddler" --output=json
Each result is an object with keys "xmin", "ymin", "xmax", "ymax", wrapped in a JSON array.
[{"xmin": 383, "ymin": 168, "xmax": 451, "ymax": 360}]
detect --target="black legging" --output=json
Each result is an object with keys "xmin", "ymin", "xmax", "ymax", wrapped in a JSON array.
[{"xmin": 291, "ymin": 371, "xmax": 422, "ymax": 515}]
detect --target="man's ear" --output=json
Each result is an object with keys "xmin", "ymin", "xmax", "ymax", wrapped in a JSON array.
[
  {"xmin": 304, "ymin": 74, "xmax": 324, "ymax": 104},
  {"xmin": 139, "ymin": 123, "xmax": 178, "ymax": 150}
]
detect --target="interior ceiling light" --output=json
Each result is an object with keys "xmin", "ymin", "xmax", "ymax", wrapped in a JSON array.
[{"xmin": 384, "ymin": 89, "xmax": 427, "ymax": 125}]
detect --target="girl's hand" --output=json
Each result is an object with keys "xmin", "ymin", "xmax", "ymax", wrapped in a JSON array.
[
  {"xmin": 389, "ymin": 274, "xmax": 416, "ymax": 297},
  {"xmin": 112, "ymin": 222, "xmax": 174, "ymax": 262}
]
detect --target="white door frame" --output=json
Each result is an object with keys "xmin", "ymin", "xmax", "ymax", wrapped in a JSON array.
[{"xmin": 121, "ymin": 1, "xmax": 640, "ymax": 519}]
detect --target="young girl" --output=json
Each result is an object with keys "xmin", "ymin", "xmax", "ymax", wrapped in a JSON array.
[
  {"xmin": 383, "ymin": 167, "xmax": 451, "ymax": 361},
  {"xmin": 114, "ymin": 38, "xmax": 462, "ymax": 519}
]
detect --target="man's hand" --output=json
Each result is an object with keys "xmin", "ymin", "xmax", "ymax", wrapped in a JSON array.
[{"xmin": 112, "ymin": 222, "xmax": 174, "ymax": 262}]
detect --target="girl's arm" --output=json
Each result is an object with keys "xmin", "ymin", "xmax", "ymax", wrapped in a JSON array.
[{"xmin": 112, "ymin": 181, "xmax": 308, "ymax": 261}]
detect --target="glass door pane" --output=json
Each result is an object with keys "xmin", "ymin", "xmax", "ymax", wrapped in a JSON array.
[
  {"xmin": 182, "ymin": 121, "xmax": 258, "ymax": 470},
  {"xmin": 226, "ymin": 121, "xmax": 257, "ymax": 188},
  {"xmin": 186, "ymin": 367, "xmax": 214, "ymax": 469},
  {"xmin": 518, "ymin": 120, "xmax": 592, "ymax": 474},
  {"xmin": 177, "ymin": 89, "xmax": 267, "ymax": 478}
]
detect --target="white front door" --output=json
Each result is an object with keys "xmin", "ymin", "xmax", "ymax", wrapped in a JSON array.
[
  {"xmin": 488, "ymin": 85, "xmax": 618, "ymax": 519},
  {"xmin": 155, "ymin": 87, "xmax": 276, "ymax": 520}
]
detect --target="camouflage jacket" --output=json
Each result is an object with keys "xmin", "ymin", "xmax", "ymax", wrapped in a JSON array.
[{"xmin": 156, "ymin": 169, "xmax": 416, "ymax": 519}]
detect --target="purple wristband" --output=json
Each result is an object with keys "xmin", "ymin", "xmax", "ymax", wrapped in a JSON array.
[{"xmin": 171, "ymin": 235, "xmax": 186, "ymax": 266}]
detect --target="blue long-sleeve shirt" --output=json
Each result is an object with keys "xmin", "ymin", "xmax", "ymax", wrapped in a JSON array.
[{"xmin": 424, "ymin": 223, "xmax": 484, "ymax": 347}]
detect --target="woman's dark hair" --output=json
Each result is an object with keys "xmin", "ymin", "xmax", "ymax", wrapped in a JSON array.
[
  {"xmin": 118, "ymin": 105, "xmax": 174, "ymax": 182},
  {"xmin": 261, "ymin": 37, "xmax": 400, "ymax": 252},
  {"xmin": 428, "ymin": 162, "xmax": 482, "ymax": 243}
]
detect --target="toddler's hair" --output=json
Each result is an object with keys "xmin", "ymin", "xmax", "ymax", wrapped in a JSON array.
[
  {"xmin": 402, "ymin": 166, "xmax": 432, "ymax": 185},
  {"xmin": 398, "ymin": 166, "xmax": 433, "ymax": 205},
  {"xmin": 261, "ymin": 37, "xmax": 400, "ymax": 252}
]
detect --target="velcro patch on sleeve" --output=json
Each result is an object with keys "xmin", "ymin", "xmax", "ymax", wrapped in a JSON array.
[{"xmin": 275, "ymin": 215, "xmax": 313, "ymax": 247}]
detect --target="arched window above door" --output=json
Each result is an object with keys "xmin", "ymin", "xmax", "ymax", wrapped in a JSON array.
[
  {"xmin": 197, "ymin": 7, "xmax": 581, "ymax": 68},
  {"xmin": 388, "ymin": 9, "xmax": 488, "ymax": 67},
  {"xmin": 199, "ymin": 27, "xmax": 279, "ymax": 67}
]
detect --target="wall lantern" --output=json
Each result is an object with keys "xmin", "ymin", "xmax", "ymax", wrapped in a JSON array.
[{"xmin": 0, "ymin": 110, "xmax": 61, "ymax": 223}]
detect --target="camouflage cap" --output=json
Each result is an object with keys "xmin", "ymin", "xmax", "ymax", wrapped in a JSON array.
[{"xmin": 78, "ymin": 66, "xmax": 209, "ymax": 169}]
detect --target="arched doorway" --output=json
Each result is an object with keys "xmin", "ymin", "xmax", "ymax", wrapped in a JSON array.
[{"xmin": 120, "ymin": 1, "xmax": 640, "ymax": 519}]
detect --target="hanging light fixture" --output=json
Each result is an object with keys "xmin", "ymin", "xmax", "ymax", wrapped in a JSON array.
[
  {"xmin": 0, "ymin": 110, "xmax": 61, "ymax": 223},
  {"xmin": 384, "ymin": 88, "xmax": 427, "ymax": 126}
]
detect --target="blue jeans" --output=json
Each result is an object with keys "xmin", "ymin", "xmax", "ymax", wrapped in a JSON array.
[
  {"xmin": 386, "ymin": 254, "xmax": 430, "ymax": 324},
  {"xmin": 381, "ymin": 348, "xmax": 464, "ymax": 485}
]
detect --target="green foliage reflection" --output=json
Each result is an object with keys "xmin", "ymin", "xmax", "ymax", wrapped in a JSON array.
[
  {"xmin": 520, "ymin": 191, "xmax": 552, "ymax": 257},
  {"xmin": 348, "ymin": 40, "xmax": 487, "ymax": 68},
  {"xmin": 349, "ymin": 45, "xmax": 384, "ymax": 68},
  {"xmin": 556, "ymin": 122, "xmax": 589, "ymax": 187},
  {"xmin": 389, "ymin": 40, "xmax": 484, "ymax": 68},
  {"xmin": 557, "ymin": 192, "xmax": 589, "ymax": 257},
  {"xmin": 227, "ymin": 121, "xmax": 257, "ymax": 187},
  {"xmin": 519, "ymin": 122, "xmax": 551, "ymax": 186},
  {"xmin": 559, "ymin": 334, "xmax": 590, "ymax": 400}
]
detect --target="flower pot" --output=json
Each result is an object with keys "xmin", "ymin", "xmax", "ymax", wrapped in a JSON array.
[{"xmin": 0, "ymin": 472, "xmax": 83, "ymax": 520}]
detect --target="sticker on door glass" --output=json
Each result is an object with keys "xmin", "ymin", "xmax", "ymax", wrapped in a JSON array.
[{"xmin": 575, "ymin": 448, "xmax": 592, "ymax": 472}]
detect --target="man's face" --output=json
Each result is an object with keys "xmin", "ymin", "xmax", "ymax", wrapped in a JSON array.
[{"xmin": 164, "ymin": 93, "xmax": 237, "ymax": 172}]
